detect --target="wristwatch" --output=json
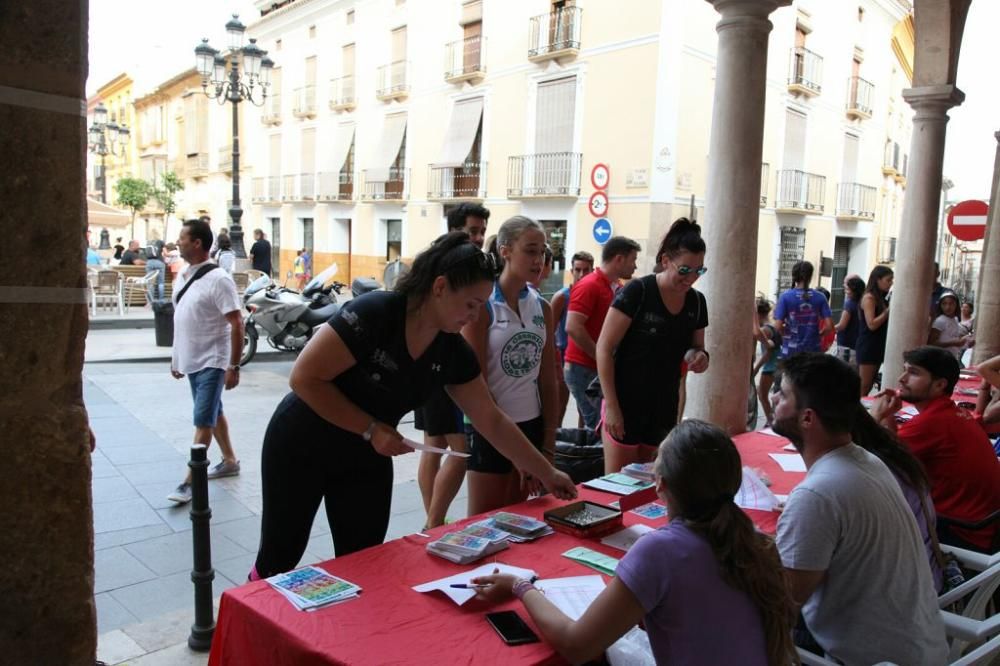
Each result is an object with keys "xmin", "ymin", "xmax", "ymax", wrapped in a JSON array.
[
  {"xmin": 227, "ymin": 364, "xmax": 240, "ymax": 372},
  {"xmin": 362, "ymin": 420, "xmax": 378, "ymax": 442}
]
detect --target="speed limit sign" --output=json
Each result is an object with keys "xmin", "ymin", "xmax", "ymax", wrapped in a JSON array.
[
  {"xmin": 591, "ymin": 163, "xmax": 610, "ymax": 190},
  {"xmin": 588, "ymin": 191, "xmax": 609, "ymax": 217}
]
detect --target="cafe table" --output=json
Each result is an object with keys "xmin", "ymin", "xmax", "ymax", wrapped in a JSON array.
[{"xmin": 207, "ymin": 431, "xmax": 802, "ymax": 666}]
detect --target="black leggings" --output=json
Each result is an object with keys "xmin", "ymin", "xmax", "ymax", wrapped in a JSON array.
[{"xmin": 254, "ymin": 393, "xmax": 394, "ymax": 578}]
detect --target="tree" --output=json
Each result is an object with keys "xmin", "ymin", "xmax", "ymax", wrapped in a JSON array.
[
  {"xmin": 114, "ymin": 177, "xmax": 152, "ymax": 240},
  {"xmin": 153, "ymin": 171, "xmax": 184, "ymax": 216}
]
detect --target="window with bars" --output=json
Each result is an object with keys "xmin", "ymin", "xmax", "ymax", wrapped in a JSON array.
[{"xmin": 776, "ymin": 227, "xmax": 806, "ymax": 299}]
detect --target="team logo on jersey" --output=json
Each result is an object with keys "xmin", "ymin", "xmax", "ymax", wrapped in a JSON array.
[
  {"xmin": 501, "ymin": 331, "xmax": 544, "ymax": 377},
  {"xmin": 370, "ymin": 349, "xmax": 398, "ymax": 372},
  {"xmin": 532, "ymin": 315, "xmax": 545, "ymax": 329}
]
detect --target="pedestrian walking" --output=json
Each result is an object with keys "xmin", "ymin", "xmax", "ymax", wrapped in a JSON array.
[
  {"xmin": 144, "ymin": 240, "xmax": 166, "ymax": 301},
  {"xmin": 215, "ymin": 234, "xmax": 236, "ymax": 274},
  {"xmin": 857, "ymin": 265, "xmax": 893, "ymax": 395},
  {"xmin": 248, "ymin": 228, "xmax": 273, "ymax": 277},
  {"xmin": 772, "ymin": 261, "xmax": 832, "ymax": 358},
  {"xmin": 166, "ymin": 219, "xmax": 244, "ymax": 504},
  {"xmin": 249, "ymin": 232, "xmax": 576, "ymax": 578},
  {"xmin": 596, "ymin": 218, "xmax": 709, "ymax": 474},
  {"xmin": 463, "ymin": 216, "xmax": 558, "ymax": 514}
]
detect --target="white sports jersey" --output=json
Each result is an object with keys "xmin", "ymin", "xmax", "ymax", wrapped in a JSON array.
[{"xmin": 485, "ymin": 283, "xmax": 546, "ymax": 422}]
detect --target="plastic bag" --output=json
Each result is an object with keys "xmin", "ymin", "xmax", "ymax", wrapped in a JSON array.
[{"xmin": 606, "ymin": 626, "xmax": 655, "ymax": 666}]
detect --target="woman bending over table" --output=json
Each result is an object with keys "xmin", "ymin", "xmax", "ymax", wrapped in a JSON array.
[
  {"xmin": 596, "ymin": 218, "xmax": 709, "ymax": 474},
  {"xmin": 250, "ymin": 232, "xmax": 577, "ymax": 579},
  {"xmin": 463, "ymin": 216, "xmax": 559, "ymax": 515},
  {"xmin": 473, "ymin": 419, "xmax": 796, "ymax": 665}
]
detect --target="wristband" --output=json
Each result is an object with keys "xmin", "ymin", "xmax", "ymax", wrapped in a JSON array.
[{"xmin": 512, "ymin": 579, "xmax": 536, "ymax": 600}]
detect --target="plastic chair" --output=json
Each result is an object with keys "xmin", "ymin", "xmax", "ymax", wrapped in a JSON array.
[
  {"xmin": 939, "ymin": 544, "xmax": 1000, "ymax": 661},
  {"xmin": 91, "ymin": 270, "xmax": 124, "ymax": 316},
  {"xmin": 123, "ymin": 271, "xmax": 159, "ymax": 313}
]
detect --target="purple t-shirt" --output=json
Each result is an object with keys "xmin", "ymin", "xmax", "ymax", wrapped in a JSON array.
[
  {"xmin": 616, "ymin": 521, "xmax": 768, "ymax": 665},
  {"xmin": 774, "ymin": 288, "xmax": 832, "ymax": 356}
]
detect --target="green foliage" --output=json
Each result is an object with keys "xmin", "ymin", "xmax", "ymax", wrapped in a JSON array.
[
  {"xmin": 153, "ymin": 171, "xmax": 184, "ymax": 215},
  {"xmin": 115, "ymin": 177, "xmax": 152, "ymax": 238}
]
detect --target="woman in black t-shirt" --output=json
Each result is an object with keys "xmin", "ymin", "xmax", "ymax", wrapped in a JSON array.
[
  {"xmin": 251, "ymin": 232, "xmax": 577, "ymax": 579},
  {"xmin": 596, "ymin": 219, "xmax": 709, "ymax": 474}
]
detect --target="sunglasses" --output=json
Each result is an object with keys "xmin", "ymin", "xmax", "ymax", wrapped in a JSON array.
[
  {"xmin": 441, "ymin": 245, "xmax": 499, "ymax": 275},
  {"xmin": 670, "ymin": 259, "xmax": 708, "ymax": 277}
]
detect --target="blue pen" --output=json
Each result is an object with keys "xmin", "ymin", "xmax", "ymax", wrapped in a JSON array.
[{"xmin": 450, "ymin": 583, "xmax": 490, "ymax": 589}]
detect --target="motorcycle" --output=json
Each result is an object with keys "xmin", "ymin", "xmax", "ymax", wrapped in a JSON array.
[{"xmin": 240, "ymin": 263, "xmax": 347, "ymax": 366}]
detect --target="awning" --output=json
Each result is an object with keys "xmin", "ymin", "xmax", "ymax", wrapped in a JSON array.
[
  {"xmin": 87, "ymin": 198, "xmax": 131, "ymax": 228},
  {"xmin": 367, "ymin": 113, "xmax": 407, "ymax": 182},
  {"xmin": 433, "ymin": 97, "xmax": 483, "ymax": 168},
  {"xmin": 328, "ymin": 123, "xmax": 356, "ymax": 173}
]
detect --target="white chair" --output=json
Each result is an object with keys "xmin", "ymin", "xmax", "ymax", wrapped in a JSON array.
[
  {"xmin": 939, "ymin": 545, "xmax": 1000, "ymax": 661},
  {"xmin": 90, "ymin": 270, "xmax": 124, "ymax": 316},
  {"xmin": 123, "ymin": 271, "xmax": 159, "ymax": 313}
]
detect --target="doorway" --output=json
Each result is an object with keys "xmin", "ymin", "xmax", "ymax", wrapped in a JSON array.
[
  {"xmin": 538, "ymin": 219, "xmax": 567, "ymax": 298},
  {"xmin": 830, "ymin": 236, "xmax": 852, "ymax": 316}
]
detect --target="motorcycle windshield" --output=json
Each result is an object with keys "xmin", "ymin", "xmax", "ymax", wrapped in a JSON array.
[
  {"xmin": 303, "ymin": 263, "xmax": 338, "ymax": 292},
  {"xmin": 245, "ymin": 275, "xmax": 271, "ymax": 296}
]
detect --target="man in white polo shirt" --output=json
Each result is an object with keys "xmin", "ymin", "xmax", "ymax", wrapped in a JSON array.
[{"xmin": 166, "ymin": 218, "xmax": 245, "ymax": 504}]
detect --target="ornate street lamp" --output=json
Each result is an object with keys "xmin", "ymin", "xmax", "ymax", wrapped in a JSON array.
[
  {"xmin": 194, "ymin": 14, "xmax": 273, "ymax": 258},
  {"xmin": 87, "ymin": 101, "xmax": 130, "ymax": 204}
]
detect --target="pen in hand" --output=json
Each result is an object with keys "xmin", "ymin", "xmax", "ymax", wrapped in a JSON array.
[{"xmin": 450, "ymin": 583, "xmax": 491, "ymax": 589}]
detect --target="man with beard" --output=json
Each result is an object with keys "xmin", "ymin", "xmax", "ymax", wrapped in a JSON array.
[
  {"xmin": 771, "ymin": 353, "xmax": 947, "ymax": 664},
  {"xmin": 870, "ymin": 346, "xmax": 1000, "ymax": 552}
]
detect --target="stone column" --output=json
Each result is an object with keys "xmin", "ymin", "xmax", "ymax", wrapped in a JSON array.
[
  {"xmin": 973, "ymin": 131, "xmax": 1000, "ymax": 365},
  {"xmin": 687, "ymin": 0, "xmax": 790, "ymax": 433},
  {"xmin": 882, "ymin": 86, "xmax": 964, "ymax": 385},
  {"xmin": 0, "ymin": 1, "xmax": 96, "ymax": 663}
]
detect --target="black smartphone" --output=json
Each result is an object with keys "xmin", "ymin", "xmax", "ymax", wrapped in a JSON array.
[{"xmin": 485, "ymin": 610, "xmax": 540, "ymax": 646}]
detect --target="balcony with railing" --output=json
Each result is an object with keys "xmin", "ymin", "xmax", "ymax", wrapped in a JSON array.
[
  {"xmin": 882, "ymin": 141, "xmax": 900, "ymax": 176},
  {"xmin": 376, "ymin": 61, "xmax": 409, "ymax": 101},
  {"xmin": 507, "ymin": 152, "xmax": 582, "ymax": 198},
  {"xmin": 218, "ymin": 144, "xmax": 232, "ymax": 172},
  {"xmin": 428, "ymin": 162, "xmax": 487, "ymax": 200},
  {"xmin": 528, "ymin": 6, "xmax": 582, "ymax": 62},
  {"xmin": 836, "ymin": 183, "xmax": 877, "ymax": 221},
  {"xmin": 261, "ymin": 92, "xmax": 281, "ymax": 125},
  {"xmin": 878, "ymin": 236, "xmax": 897, "ymax": 263},
  {"xmin": 293, "ymin": 85, "xmax": 317, "ymax": 118},
  {"xmin": 329, "ymin": 76, "xmax": 356, "ymax": 111},
  {"xmin": 361, "ymin": 167, "xmax": 409, "ymax": 201},
  {"xmin": 317, "ymin": 171, "xmax": 355, "ymax": 201},
  {"xmin": 445, "ymin": 35, "xmax": 486, "ymax": 83},
  {"xmin": 760, "ymin": 162, "xmax": 770, "ymax": 207},
  {"xmin": 787, "ymin": 47, "xmax": 823, "ymax": 97},
  {"xmin": 846, "ymin": 76, "xmax": 874, "ymax": 120},
  {"xmin": 775, "ymin": 169, "xmax": 825, "ymax": 213},
  {"xmin": 281, "ymin": 173, "xmax": 316, "ymax": 201},
  {"xmin": 186, "ymin": 153, "xmax": 209, "ymax": 179}
]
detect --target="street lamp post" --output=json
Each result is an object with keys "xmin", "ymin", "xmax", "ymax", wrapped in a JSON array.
[
  {"xmin": 194, "ymin": 14, "xmax": 273, "ymax": 258},
  {"xmin": 87, "ymin": 102, "xmax": 130, "ymax": 204}
]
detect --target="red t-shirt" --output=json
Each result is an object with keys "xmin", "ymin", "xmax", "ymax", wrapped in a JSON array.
[
  {"xmin": 564, "ymin": 268, "xmax": 618, "ymax": 370},
  {"xmin": 898, "ymin": 396, "xmax": 1000, "ymax": 550}
]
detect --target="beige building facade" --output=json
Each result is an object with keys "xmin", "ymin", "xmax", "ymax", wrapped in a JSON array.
[{"xmin": 241, "ymin": 0, "xmax": 913, "ymax": 296}]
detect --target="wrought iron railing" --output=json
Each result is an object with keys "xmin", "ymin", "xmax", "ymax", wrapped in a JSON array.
[
  {"xmin": 760, "ymin": 162, "xmax": 769, "ymax": 207},
  {"xmin": 528, "ymin": 6, "xmax": 582, "ymax": 58},
  {"xmin": 788, "ymin": 47, "xmax": 823, "ymax": 94},
  {"xmin": 445, "ymin": 35, "xmax": 486, "ymax": 80},
  {"xmin": 317, "ymin": 171, "xmax": 355, "ymax": 201},
  {"xmin": 836, "ymin": 182, "xmax": 876, "ymax": 219},
  {"xmin": 261, "ymin": 93, "xmax": 281, "ymax": 123},
  {"xmin": 376, "ymin": 61, "xmax": 409, "ymax": 98},
  {"xmin": 775, "ymin": 169, "xmax": 825, "ymax": 212},
  {"xmin": 329, "ymin": 76, "xmax": 356, "ymax": 109},
  {"xmin": 847, "ymin": 76, "xmax": 874, "ymax": 117},
  {"xmin": 281, "ymin": 173, "xmax": 316, "ymax": 201},
  {"xmin": 361, "ymin": 167, "xmax": 409, "ymax": 200},
  {"xmin": 293, "ymin": 86, "xmax": 316, "ymax": 116},
  {"xmin": 507, "ymin": 152, "xmax": 582, "ymax": 198},
  {"xmin": 428, "ymin": 162, "xmax": 486, "ymax": 199}
]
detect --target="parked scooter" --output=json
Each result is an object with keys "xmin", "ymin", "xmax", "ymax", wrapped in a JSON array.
[{"xmin": 240, "ymin": 264, "xmax": 347, "ymax": 365}]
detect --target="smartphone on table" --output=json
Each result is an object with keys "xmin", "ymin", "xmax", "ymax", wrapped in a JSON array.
[{"xmin": 485, "ymin": 610, "xmax": 540, "ymax": 646}]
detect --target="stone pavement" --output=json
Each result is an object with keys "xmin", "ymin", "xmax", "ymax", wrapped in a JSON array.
[{"xmin": 85, "ymin": 329, "xmax": 466, "ymax": 664}]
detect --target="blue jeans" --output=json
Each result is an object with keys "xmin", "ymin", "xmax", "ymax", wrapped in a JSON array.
[
  {"xmin": 145, "ymin": 259, "xmax": 166, "ymax": 300},
  {"xmin": 564, "ymin": 362, "xmax": 600, "ymax": 430},
  {"xmin": 188, "ymin": 368, "xmax": 225, "ymax": 428}
]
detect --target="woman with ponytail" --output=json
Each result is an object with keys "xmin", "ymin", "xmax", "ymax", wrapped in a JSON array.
[
  {"xmin": 472, "ymin": 419, "xmax": 796, "ymax": 665},
  {"xmin": 596, "ymin": 217, "xmax": 709, "ymax": 474}
]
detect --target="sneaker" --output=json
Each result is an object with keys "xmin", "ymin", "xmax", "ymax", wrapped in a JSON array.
[
  {"xmin": 207, "ymin": 459, "xmax": 241, "ymax": 479},
  {"xmin": 167, "ymin": 482, "xmax": 192, "ymax": 504}
]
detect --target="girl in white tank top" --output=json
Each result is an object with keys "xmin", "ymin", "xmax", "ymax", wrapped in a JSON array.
[{"xmin": 463, "ymin": 217, "xmax": 558, "ymax": 515}]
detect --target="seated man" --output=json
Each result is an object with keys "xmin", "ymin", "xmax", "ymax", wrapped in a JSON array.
[
  {"xmin": 872, "ymin": 346, "xmax": 1000, "ymax": 552},
  {"xmin": 772, "ymin": 353, "xmax": 947, "ymax": 664}
]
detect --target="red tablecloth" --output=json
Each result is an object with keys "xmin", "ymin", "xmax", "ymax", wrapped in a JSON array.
[{"xmin": 208, "ymin": 433, "xmax": 797, "ymax": 666}]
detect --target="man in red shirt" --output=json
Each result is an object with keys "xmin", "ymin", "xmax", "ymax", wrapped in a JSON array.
[
  {"xmin": 564, "ymin": 236, "xmax": 640, "ymax": 429},
  {"xmin": 871, "ymin": 346, "xmax": 1000, "ymax": 552}
]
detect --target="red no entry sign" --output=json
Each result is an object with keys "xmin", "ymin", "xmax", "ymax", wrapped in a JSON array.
[{"xmin": 947, "ymin": 199, "xmax": 989, "ymax": 242}]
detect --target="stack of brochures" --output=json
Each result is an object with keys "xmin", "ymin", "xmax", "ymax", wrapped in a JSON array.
[
  {"xmin": 427, "ymin": 531, "xmax": 510, "ymax": 564},
  {"xmin": 620, "ymin": 462, "xmax": 656, "ymax": 483},
  {"xmin": 489, "ymin": 511, "xmax": 554, "ymax": 542},
  {"xmin": 266, "ymin": 566, "xmax": 362, "ymax": 611},
  {"xmin": 582, "ymin": 472, "xmax": 655, "ymax": 495}
]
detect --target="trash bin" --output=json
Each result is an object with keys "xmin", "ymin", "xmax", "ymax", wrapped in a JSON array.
[{"xmin": 152, "ymin": 299, "xmax": 174, "ymax": 347}]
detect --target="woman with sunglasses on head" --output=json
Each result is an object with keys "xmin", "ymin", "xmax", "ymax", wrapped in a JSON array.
[
  {"xmin": 249, "ymin": 232, "xmax": 577, "ymax": 579},
  {"xmin": 472, "ymin": 420, "xmax": 796, "ymax": 665},
  {"xmin": 463, "ymin": 217, "xmax": 561, "ymax": 514},
  {"xmin": 597, "ymin": 217, "xmax": 709, "ymax": 474}
]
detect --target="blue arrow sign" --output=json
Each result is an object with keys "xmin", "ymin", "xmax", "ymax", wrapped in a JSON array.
[{"xmin": 593, "ymin": 218, "xmax": 613, "ymax": 244}]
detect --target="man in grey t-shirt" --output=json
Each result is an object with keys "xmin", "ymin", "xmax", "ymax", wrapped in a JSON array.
[{"xmin": 771, "ymin": 354, "xmax": 947, "ymax": 665}]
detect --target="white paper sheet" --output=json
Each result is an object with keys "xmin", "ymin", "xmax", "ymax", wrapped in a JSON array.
[
  {"xmin": 735, "ymin": 466, "xmax": 781, "ymax": 511},
  {"xmin": 535, "ymin": 575, "xmax": 606, "ymax": 621},
  {"xmin": 600, "ymin": 524, "xmax": 654, "ymax": 553},
  {"xmin": 782, "ymin": 443, "xmax": 797, "ymax": 451},
  {"xmin": 411, "ymin": 562, "xmax": 536, "ymax": 605},
  {"xmin": 582, "ymin": 478, "xmax": 646, "ymax": 495},
  {"xmin": 768, "ymin": 453, "xmax": 807, "ymax": 473},
  {"xmin": 403, "ymin": 438, "xmax": 471, "ymax": 458}
]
